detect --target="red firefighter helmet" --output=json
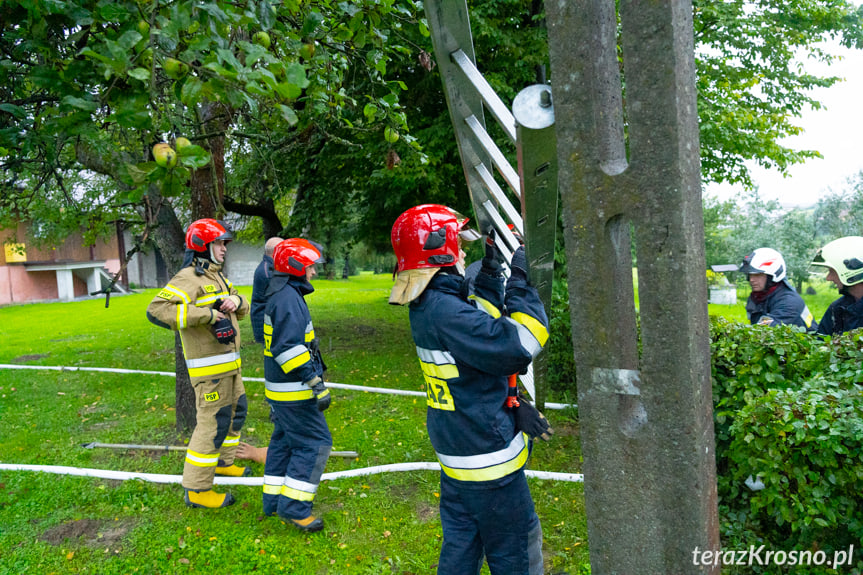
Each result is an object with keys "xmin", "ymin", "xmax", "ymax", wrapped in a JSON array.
[
  {"xmin": 273, "ymin": 238, "xmax": 325, "ymax": 277},
  {"xmin": 391, "ymin": 204, "xmax": 477, "ymax": 273},
  {"xmin": 185, "ymin": 219, "xmax": 233, "ymax": 252}
]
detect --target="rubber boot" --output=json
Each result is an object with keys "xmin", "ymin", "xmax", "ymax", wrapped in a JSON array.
[
  {"xmin": 287, "ymin": 515, "xmax": 324, "ymax": 533},
  {"xmin": 184, "ymin": 489, "xmax": 235, "ymax": 509},
  {"xmin": 215, "ymin": 462, "xmax": 251, "ymax": 477}
]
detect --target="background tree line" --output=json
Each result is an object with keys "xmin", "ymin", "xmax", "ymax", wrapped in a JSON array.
[{"xmin": 705, "ymin": 169, "xmax": 863, "ymax": 292}]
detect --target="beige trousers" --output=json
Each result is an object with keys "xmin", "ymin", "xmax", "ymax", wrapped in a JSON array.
[{"xmin": 182, "ymin": 373, "xmax": 247, "ymax": 491}]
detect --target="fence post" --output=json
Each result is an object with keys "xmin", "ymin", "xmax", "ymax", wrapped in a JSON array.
[{"xmin": 545, "ymin": 0, "xmax": 720, "ymax": 571}]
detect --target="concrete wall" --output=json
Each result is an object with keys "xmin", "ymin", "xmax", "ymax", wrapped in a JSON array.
[
  {"xmin": 223, "ymin": 240, "xmax": 263, "ymax": 287},
  {"xmin": 123, "ymin": 230, "xmax": 264, "ymax": 289}
]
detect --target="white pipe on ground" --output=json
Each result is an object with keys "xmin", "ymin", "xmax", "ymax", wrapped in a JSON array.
[
  {"xmin": 0, "ymin": 364, "xmax": 576, "ymax": 409},
  {"xmin": 0, "ymin": 463, "xmax": 584, "ymax": 483}
]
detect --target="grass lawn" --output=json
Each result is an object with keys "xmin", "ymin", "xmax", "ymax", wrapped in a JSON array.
[
  {"xmin": 0, "ymin": 272, "xmax": 587, "ymax": 574},
  {"xmin": 0, "ymin": 271, "xmax": 843, "ymax": 574}
]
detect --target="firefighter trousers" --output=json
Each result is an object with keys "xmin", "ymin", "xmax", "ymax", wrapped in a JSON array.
[
  {"xmin": 437, "ymin": 471, "xmax": 543, "ymax": 575},
  {"xmin": 182, "ymin": 373, "xmax": 248, "ymax": 491},
  {"xmin": 263, "ymin": 402, "xmax": 332, "ymax": 520}
]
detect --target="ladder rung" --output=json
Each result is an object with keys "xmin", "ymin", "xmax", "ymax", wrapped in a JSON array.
[
  {"xmin": 451, "ymin": 49, "xmax": 517, "ymax": 143},
  {"xmin": 482, "ymin": 199, "xmax": 521, "ymax": 255},
  {"xmin": 465, "ymin": 115, "xmax": 521, "ymax": 196},
  {"xmin": 474, "ymin": 163, "xmax": 524, "ymax": 234}
]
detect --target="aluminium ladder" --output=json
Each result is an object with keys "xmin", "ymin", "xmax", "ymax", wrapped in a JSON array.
[{"xmin": 424, "ymin": 0, "xmax": 559, "ymax": 408}]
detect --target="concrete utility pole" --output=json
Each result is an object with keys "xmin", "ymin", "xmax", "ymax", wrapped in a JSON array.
[{"xmin": 544, "ymin": 0, "xmax": 720, "ymax": 573}]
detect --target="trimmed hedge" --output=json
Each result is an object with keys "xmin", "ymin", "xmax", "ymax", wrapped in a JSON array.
[{"xmin": 711, "ymin": 319, "xmax": 863, "ymax": 573}]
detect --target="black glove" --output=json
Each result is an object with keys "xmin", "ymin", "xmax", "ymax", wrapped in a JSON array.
[
  {"xmin": 481, "ymin": 228, "xmax": 504, "ymax": 276},
  {"xmin": 509, "ymin": 246, "xmax": 529, "ymax": 284},
  {"xmin": 213, "ymin": 317, "xmax": 236, "ymax": 344},
  {"xmin": 306, "ymin": 376, "xmax": 331, "ymax": 411},
  {"xmin": 514, "ymin": 397, "xmax": 553, "ymax": 441}
]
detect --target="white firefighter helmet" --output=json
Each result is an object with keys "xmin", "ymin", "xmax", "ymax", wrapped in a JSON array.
[
  {"xmin": 739, "ymin": 248, "xmax": 786, "ymax": 282},
  {"xmin": 810, "ymin": 236, "xmax": 863, "ymax": 287}
]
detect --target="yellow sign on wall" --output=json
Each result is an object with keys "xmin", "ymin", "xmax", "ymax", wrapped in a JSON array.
[{"xmin": 4, "ymin": 243, "xmax": 26, "ymax": 263}]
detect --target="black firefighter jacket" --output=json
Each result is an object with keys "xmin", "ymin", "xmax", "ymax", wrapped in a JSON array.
[{"xmin": 408, "ymin": 269, "xmax": 549, "ymax": 489}]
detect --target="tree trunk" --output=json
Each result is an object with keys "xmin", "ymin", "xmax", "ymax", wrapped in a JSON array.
[
  {"xmin": 174, "ymin": 333, "xmax": 196, "ymax": 434},
  {"xmin": 191, "ymin": 100, "xmax": 231, "ymax": 220}
]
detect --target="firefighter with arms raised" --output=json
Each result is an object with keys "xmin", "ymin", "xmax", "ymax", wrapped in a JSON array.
[{"xmin": 390, "ymin": 204, "xmax": 552, "ymax": 575}]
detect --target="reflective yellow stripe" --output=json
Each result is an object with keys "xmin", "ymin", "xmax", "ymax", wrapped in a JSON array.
[
  {"xmin": 281, "ymin": 351, "xmax": 311, "ymax": 373},
  {"xmin": 195, "ymin": 292, "xmax": 230, "ymax": 307},
  {"xmin": 280, "ymin": 485, "xmax": 315, "ymax": 501},
  {"xmin": 265, "ymin": 388, "xmax": 315, "ymax": 402},
  {"xmin": 187, "ymin": 357, "xmax": 242, "ymax": 378},
  {"xmin": 510, "ymin": 312, "xmax": 549, "ymax": 347},
  {"xmin": 177, "ymin": 302, "xmax": 188, "ymax": 329},
  {"xmin": 263, "ymin": 324, "xmax": 273, "ymax": 335},
  {"xmin": 263, "ymin": 474, "xmax": 284, "ymax": 495},
  {"xmin": 305, "ymin": 330, "xmax": 315, "ymax": 342},
  {"xmin": 420, "ymin": 360, "xmax": 459, "ymax": 380},
  {"xmin": 185, "ymin": 449, "xmax": 219, "ymax": 467},
  {"xmin": 437, "ymin": 433, "xmax": 529, "ymax": 482},
  {"xmin": 469, "ymin": 295, "xmax": 502, "ymax": 318},
  {"xmin": 263, "ymin": 483, "xmax": 281, "ymax": 495},
  {"xmin": 164, "ymin": 284, "xmax": 191, "ymax": 303},
  {"xmin": 223, "ymin": 435, "xmax": 240, "ymax": 447}
]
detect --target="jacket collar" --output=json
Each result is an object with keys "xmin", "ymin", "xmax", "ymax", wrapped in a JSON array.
[
  {"xmin": 426, "ymin": 269, "xmax": 464, "ymax": 296},
  {"xmin": 267, "ymin": 273, "xmax": 314, "ymax": 297}
]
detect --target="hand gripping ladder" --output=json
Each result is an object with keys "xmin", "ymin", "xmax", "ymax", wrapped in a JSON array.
[{"xmin": 424, "ymin": 0, "xmax": 559, "ymax": 408}]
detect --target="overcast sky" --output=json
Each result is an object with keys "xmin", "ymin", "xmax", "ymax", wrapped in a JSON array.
[{"xmin": 704, "ymin": 37, "xmax": 863, "ymax": 208}]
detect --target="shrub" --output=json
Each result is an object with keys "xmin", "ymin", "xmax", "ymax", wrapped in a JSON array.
[{"xmin": 711, "ymin": 319, "xmax": 863, "ymax": 573}]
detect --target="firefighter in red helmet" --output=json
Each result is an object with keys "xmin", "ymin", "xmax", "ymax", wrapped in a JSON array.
[
  {"xmin": 261, "ymin": 238, "xmax": 332, "ymax": 532},
  {"xmin": 146, "ymin": 218, "xmax": 251, "ymax": 509},
  {"xmin": 390, "ymin": 204, "xmax": 552, "ymax": 575}
]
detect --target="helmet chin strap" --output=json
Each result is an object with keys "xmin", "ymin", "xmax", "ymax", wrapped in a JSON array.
[{"xmin": 209, "ymin": 243, "xmax": 224, "ymax": 264}]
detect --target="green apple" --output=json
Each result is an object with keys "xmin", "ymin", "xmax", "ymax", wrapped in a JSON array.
[
  {"xmin": 384, "ymin": 126, "xmax": 400, "ymax": 144},
  {"xmin": 299, "ymin": 43, "xmax": 316, "ymax": 60},
  {"xmin": 163, "ymin": 58, "xmax": 189, "ymax": 79},
  {"xmin": 137, "ymin": 20, "xmax": 150, "ymax": 38},
  {"xmin": 175, "ymin": 137, "xmax": 192, "ymax": 150},
  {"xmin": 153, "ymin": 143, "xmax": 177, "ymax": 168},
  {"xmin": 139, "ymin": 48, "xmax": 153, "ymax": 68},
  {"xmin": 253, "ymin": 31, "xmax": 271, "ymax": 49}
]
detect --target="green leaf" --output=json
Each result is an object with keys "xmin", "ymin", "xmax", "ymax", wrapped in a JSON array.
[
  {"xmin": 284, "ymin": 63, "xmax": 309, "ymax": 89},
  {"xmin": 278, "ymin": 104, "xmax": 298, "ymax": 126},
  {"xmin": 123, "ymin": 162, "xmax": 159, "ymax": 186},
  {"xmin": 61, "ymin": 96, "xmax": 98, "ymax": 112},
  {"xmin": 0, "ymin": 104, "xmax": 26, "ymax": 119},
  {"xmin": 179, "ymin": 148, "xmax": 211, "ymax": 169},
  {"xmin": 127, "ymin": 68, "xmax": 150, "ymax": 81},
  {"xmin": 180, "ymin": 78, "xmax": 204, "ymax": 106},
  {"xmin": 245, "ymin": 81, "xmax": 271, "ymax": 97},
  {"xmin": 257, "ymin": 0, "xmax": 276, "ymax": 29},
  {"xmin": 275, "ymin": 82, "xmax": 301, "ymax": 100},
  {"xmin": 301, "ymin": 12, "xmax": 324, "ymax": 37}
]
